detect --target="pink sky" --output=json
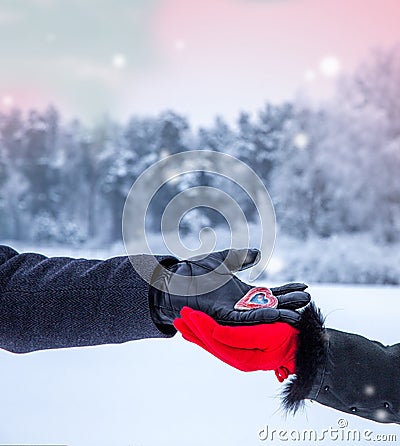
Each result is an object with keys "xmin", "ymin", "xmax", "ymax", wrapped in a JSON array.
[
  {"xmin": 1, "ymin": 0, "xmax": 400, "ymax": 126},
  {"xmin": 121, "ymin": 0, "xmax": 400, "ymax": 125}
]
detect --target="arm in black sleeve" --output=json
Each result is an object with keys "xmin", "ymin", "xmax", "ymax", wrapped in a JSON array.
[
  {"xmin": 281, "ymin": 302, "xmax": 400, "ymax": 424},
  {"xmin": 0, "ymin": 245, "xmax": 177, "ymax": 353}
]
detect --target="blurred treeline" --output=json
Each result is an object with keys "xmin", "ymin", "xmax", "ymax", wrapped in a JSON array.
[{"xmin": 1, "ymin": 45, "xmax": 400, "ymax": 246}]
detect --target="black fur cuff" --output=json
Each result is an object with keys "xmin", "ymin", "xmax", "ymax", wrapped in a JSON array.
[{"xmin": 281, "ymin": 302, "xmax": 327, "ymax": 413}]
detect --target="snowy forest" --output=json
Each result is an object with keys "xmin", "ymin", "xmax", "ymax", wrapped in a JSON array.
[{"xmin": 1, "ymin": 45, "xmax": 400, "ymax": 284}]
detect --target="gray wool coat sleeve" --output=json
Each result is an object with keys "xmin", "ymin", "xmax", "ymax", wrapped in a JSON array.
[
  {"xmin": 281, "ymin": 302, "xmax": 400, "ymax": 424},
  {"xmin": 0, "ymin": 245, "xmax": 178, "ymax": 353}
]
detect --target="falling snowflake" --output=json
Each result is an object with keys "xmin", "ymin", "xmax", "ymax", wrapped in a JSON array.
[
  {"xmin": 112, "ymin": 54, "xmax": 127, "ymax": 69},
  {"xmin": 2, "ymin": 95, "xmax": 14, "ymax": 107},
  {"xmin": 375, "ymin": 409, "xmax": 388, "ymax": 421},
  {"xmin": 293, "ymin": 132, "xmax": 309, "ymax": 149},
  {"xmin": 160, "ymin": 149, "xmax": 170, "ymax": 160},
  {"xmin": 319, "ymin": 56, "xmax": 341, "ymax": 77},
  {"xmin": 249, "ymin": 111, "xmax": 259, "ymax": 122},
  {"xmin": 304, "ymin": 69, "xmax": 316, "ymax": 82},
  {"xmin": 175, "ymin": 39, "xmax": 187, "ymax": 51},
  {"xmin": 363, "ymin": 385, "xmax": 375, "ymax": 396},
  {"xmin": 268, "ymin": 257, "xmax": 284, "ymax": 274}
]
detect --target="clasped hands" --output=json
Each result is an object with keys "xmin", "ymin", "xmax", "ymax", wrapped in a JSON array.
[{"xmin": 150, "ymin": 248, "xmax": 311, "ymax": 382}]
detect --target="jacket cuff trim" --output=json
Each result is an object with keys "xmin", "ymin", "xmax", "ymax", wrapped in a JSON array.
[
  {"xmin": 281, "ymin": 301, "xmax": 327, "ymax": 414},
  {"xmin": 148, "ymin": 256, "xmax": 179, "ymax": 336}
]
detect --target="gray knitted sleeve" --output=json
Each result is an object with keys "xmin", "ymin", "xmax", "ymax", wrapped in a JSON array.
[{"xmin": 0, "ymin": 245, "xmax": 177, "ymax": 353}]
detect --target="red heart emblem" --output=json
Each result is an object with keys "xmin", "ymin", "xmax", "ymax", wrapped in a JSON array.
[{"xmin": 234, "ymin": 287, "xmax": 278, "ymax": 310}]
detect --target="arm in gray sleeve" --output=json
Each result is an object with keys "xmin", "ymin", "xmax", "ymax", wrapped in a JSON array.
[
  {"xmin": 281, "ymin": 302, "xmax": 400, "ymax": 424},
  {"xmin": 0, "ymin": 245, "xmax": 177, "ymax": 353}
]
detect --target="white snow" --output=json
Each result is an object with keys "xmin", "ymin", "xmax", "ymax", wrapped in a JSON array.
[
  {"xmin": 363, "ymin": 384, "xmax": 375, "ymax": 396},
  {"xmin": 2, "ymin": 95, "xmax": 14, "ymax": 107},
  {"xmin": 175, "ymin": 39, "xmax": 187, "ymax": 51},
  {"xmin": 112, "ymin": 53, "xmax": 127, "ymax": 69},
  {"xmin": 292, "ymin": 132, "xmax": 309, "ymax": 150},
  {"xmin": 319, "ymin": 56, "xmax": 341, "ymax": 78},
  {"xmin": 0, "ymin": 245, "xmax": 399, "ymax": 445},
  {"xmin": 304, "ymin": 69, "xmax": 316, "ymax": 82}
]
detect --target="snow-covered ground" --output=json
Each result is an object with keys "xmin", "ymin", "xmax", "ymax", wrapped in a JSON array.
[
  {"xmin": 0, "ymin": 244, "xmax": 399, "ymax": 445},
  {"xmin": 5, "ymin": 228, "xmax": 400, "ymax": 286}
]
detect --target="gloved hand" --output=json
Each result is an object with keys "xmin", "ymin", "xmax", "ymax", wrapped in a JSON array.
[
  {"xmin": 174, "ymin": 307, "xmax": 299, "ymax": 382},
  {"xmin": 149, "ymin": 248, "xmax": 310, "ymax": 334}
]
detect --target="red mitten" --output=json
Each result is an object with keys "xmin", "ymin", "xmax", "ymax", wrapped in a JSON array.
[{"xmin": 174, "ymin": 307, "xmax": 299, "ymax": 382}]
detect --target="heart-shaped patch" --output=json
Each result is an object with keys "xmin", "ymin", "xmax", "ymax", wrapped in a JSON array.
[{"xmin": 234, "ymin": 287, "xmax": 278, "ymax": 310}]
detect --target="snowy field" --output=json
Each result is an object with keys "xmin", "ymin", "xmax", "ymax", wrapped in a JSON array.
[{"xmin": 0, "ymin": 244, "xmax": 399, "ymax": 445}]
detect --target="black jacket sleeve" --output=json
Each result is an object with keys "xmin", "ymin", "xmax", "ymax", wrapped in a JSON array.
[
  {"xmin": 281, "ymin": 302, "xmax": 400, "ymax": 424},
  {"xmin": 0, "ymin": 245, "xmax": 177, "ymax": 353}
]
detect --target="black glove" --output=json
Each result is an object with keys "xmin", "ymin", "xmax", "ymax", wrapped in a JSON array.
[{"xmin": 149, "ymin": 248, "xmax": 310, "ymax": 334}]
